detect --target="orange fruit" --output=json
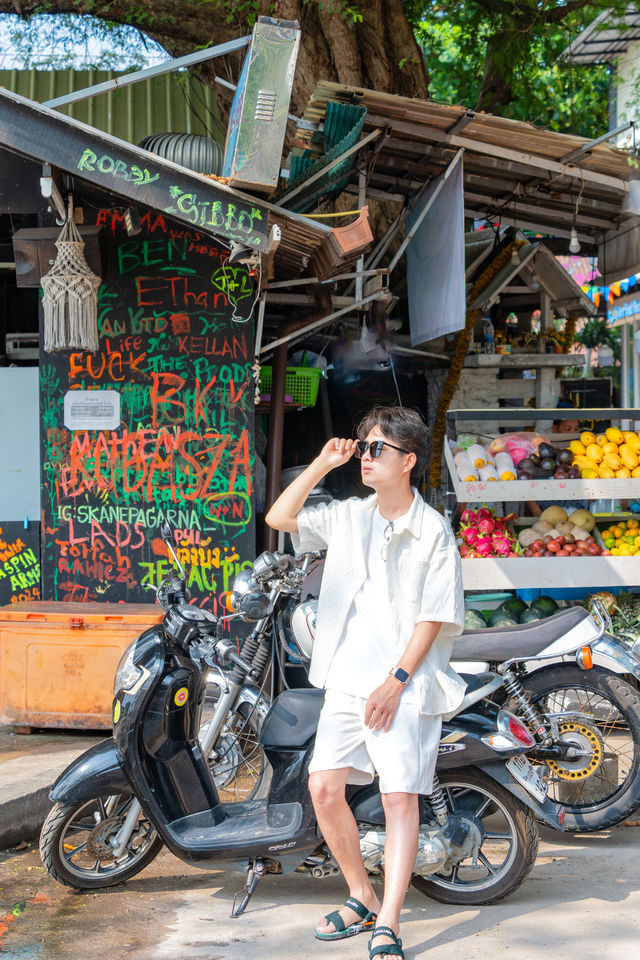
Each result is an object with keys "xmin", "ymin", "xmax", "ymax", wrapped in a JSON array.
[
  {"xmin": 598, "ymin": 465, "xmax": 615, "ymax": 479},
  {"xmin": 586, "ymin": 444, "xmax": 604, "ymax": 463}
]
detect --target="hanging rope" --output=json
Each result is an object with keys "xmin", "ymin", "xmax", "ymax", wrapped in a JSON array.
[
  {"xmin": 41, "ymin": 195, "xmax": 101, "ymax": 353},
  {"xmin": 429, "ymin": 241, "xmax": 523, "ymax": 493}
]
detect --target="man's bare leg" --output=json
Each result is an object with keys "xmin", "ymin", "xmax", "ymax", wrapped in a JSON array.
[
  {"xmin": 309, "ymin": 769, "xmax": 382, "ymax": 935},
  {"xmin": 373, "ymin": 791, "xmax": 419, "ymax": 949}
]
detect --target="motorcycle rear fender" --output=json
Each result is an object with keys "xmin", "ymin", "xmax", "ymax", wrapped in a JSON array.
[
  {"xmin": 580, "ymin": 633, "xmax": 640, "ymax": 684},
  {"xmin": 49, "ymin": 738, "xmax": 131, "ymax": 805},
  {"xmin": 477, "ymin": 760, "xmax": 565, "ymax": 831}
]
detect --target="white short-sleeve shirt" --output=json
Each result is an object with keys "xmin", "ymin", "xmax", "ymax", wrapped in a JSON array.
[{"xmin": 292, "ymin": 489, "xmax": 466, "ymax": 716}]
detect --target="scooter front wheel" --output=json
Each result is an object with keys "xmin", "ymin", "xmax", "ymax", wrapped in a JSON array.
[{"xmin": 39, "ymin": 795, "xmax": 163, "ymax": 890}]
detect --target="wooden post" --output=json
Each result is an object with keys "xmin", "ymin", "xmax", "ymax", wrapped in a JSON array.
[
  {"xmin": 633, "ymin": 319, "xmax": 640, "ymax": 412},
  {"xmin": 621, "ymin": 321, "xmax": 631, "ymax": 428},
  {"xmin": 264, "ymin": 341, "xmax": 288, "ymax": 552},
  {"xmin": 535, "ymin": 292, "xmax": 556, "ymax": 429}
]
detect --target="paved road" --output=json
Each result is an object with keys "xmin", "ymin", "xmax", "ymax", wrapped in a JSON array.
[{"xmin": 0, "ymin": 824, "xmax": 638, "ymax": 959}]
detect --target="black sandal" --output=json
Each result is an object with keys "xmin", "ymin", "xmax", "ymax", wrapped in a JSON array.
[
  {"xmin": 368, "ymin": 925, "xmax": 404, "ymax": 959},
  {"xmin": 314, "ymin": 897, "xmax": 377, "ymax": 941}
]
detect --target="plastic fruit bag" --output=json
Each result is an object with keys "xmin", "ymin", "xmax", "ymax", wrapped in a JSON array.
[{"xmin": 487, "ymin": 432, "xmax": 550, "ymax": 467}]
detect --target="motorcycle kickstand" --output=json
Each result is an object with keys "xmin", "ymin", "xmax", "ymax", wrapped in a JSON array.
[{"xmin": 231, "ymin": 859, "xmax": 266, "ymax": 918}]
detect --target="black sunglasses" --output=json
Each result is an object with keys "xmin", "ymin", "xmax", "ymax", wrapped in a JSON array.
[{"xmin": 354, "ymin": 439, "xmax": 409, "ymax": 459}]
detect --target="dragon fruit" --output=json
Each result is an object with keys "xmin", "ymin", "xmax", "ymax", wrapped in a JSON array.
[
  {"xmin": 478, "ymin": 517, "xmax": 496, "ymax": 536},
  {"xmin": 492, "ymin": 536, "xmax": 513, "ymax": 557},
  {"xmin": 457, "ymin": 505, "xmax": 520, "ymax": 560},
  {"xmin": 474, "ymin": 537, "xmax": 494, "ymax": 558}
]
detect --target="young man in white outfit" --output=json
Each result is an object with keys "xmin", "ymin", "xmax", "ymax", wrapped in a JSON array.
[{"xmin": 266, "ymin": 406, "xmax": 465, "ymax": 960}]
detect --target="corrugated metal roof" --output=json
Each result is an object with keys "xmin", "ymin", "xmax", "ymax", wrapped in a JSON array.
[
  {"xmin": 562, "ymin": 9, "xmax": 640, "ymax": 65},
  {"xmin": 293, "ymin": 81, "xmax": 636, "ymax": 244},
  {"xmin": 285, "ymin": 102, "xmax": 366, "ymax": 212},
  {"xmin": 0, "ymin": 68, "xmax": 225, "ymax": 144},
  {"xmin": 0, "ymin": 85, "xmax": 352, "ymax": 282}
]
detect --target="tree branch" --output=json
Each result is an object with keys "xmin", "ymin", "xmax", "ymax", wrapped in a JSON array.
[{"xmin": 543, "ymin": 0, "xmax": 608, "ymax": 25}]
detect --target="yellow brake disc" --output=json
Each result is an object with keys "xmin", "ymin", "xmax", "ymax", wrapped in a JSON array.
[{"xmin": 546, "ymin": 721, "xmax": 602, "ymax": 782}]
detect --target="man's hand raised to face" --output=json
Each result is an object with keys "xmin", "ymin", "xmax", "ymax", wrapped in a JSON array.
[{"xmin": 316, "ymin": 437, "xmax": 357, "ymax": 473}]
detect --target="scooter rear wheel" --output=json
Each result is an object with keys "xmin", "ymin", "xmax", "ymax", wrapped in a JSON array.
[
  {"xmin": 521, "ymin": 665, "xmax": 640, "ymax": 831},
  {"xmin": 411, "ymin": 766, "xmax": 538, "ymax": 905},
  {"xmin": 39, "ymin": 795, "xmax": 164, "ymax": 890}
]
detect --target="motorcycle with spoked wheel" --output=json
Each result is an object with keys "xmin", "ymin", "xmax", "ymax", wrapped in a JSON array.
[
  {"xmin": 40, "ymin": 522, "xmax": 564, "ymax": 909},
  {"xmin": 290, "ymin": 591, "xmax": 640, "ymax": 832}
]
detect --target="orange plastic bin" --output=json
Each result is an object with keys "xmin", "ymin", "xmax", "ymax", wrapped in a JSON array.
[{"xmin": 0, "ymin": 602, "xmax": 163, "ymax": 730}]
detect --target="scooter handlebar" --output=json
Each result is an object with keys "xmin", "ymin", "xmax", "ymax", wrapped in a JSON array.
[{"xmin": 212, "ymin": 638, "xmax": 253, "ymax": 674}]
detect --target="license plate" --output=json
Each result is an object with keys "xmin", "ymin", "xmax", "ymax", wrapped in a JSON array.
[{"xmin": 506, "ymin": 754, "xmax": 548, "ymax": 804}]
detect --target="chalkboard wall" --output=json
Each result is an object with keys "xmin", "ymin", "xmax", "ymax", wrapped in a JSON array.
[
  {"xmin": 41, "ymin": 205, "xmax": 256, "ymax": 612},
  {"xmin": 0, "ymin": 521, "xmax": 41, "ymax": 605}
]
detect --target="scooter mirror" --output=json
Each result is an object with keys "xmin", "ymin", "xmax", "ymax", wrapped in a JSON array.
[{"xmin": 160, "ymin": 519, "xmax": 174, "ymax": 544}]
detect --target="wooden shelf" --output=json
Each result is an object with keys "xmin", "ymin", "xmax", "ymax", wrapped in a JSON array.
[
  {"xmin": 463, "ymin": 353, "xmax": 583, "ymax": 369},
  {"xmin": 444, "ymin": 443, "xmax": 640, "ymax": 503},
  {"xmin": 461, "ymin": 556, "xmax": 640, "ymax": 589}
]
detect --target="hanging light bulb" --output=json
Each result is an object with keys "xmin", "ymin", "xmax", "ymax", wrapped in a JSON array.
[{"xmin": 569, "ymin": 227, "xmax": 581, "ymax": 254}]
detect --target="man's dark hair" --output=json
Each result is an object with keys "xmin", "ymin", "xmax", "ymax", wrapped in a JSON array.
[{"xmin": 356, "ymin": 405, "xmax": 432, "ymax": 484}]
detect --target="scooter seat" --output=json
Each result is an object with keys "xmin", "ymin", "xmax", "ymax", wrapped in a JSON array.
[
  {"xmin": 452, "ymin": 606, "xmax": 590, "ymax": 661},
  {"xmin": 260, "ymin": 688, "xmax": 325, "ymax": 748}
]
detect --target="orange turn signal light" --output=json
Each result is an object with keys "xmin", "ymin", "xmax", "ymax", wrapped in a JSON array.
[
  {"xmin": 576, "ymin": 645, "xmax": 593, "ymax": 670},
  {"xmin": 225, "ymin": 592, "xmax": 235, "ymax": 612}
]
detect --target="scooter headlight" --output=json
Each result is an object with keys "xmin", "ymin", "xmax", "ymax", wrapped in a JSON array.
[{"xmin": 113, "ymin": 642, "xmax": 142, "ymax": 695}]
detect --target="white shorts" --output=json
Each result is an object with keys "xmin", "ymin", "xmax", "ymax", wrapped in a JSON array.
[{"xmin": 308, "ymin": 689, "xmax": 442, "ymax": 795}]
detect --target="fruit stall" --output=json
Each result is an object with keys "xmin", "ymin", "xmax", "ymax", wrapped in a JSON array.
[{"xmin": 445, "ymin": 408, "xmax": 640, "ymax": 593}]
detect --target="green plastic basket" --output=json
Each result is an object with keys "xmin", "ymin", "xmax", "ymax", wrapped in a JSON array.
[{"xmin": 259, "ymin": 366, "xmax": 322, "ymax": 407}]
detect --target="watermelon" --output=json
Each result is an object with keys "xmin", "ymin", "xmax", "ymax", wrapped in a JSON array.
[
  {"xmin": 489, "ymin": 615, "xmax": 519, "ymax": 629},
  {"xmin": 519, "ymin": 607, "xmax": 545, "ymax": 624},
  {"xmin": 530, "ymin": 595, "xmax": 559, "ymax": 616},
  {"xmin": 465, "ymin": 609, "xmax": 488, "ymax": 630},
  {"xmin": 488, "ymin": 608, "xmax": 518, "ymax": 627},
  {"xmin": 499, "ymin": 597, "xmax": 528, "ymax": 620}
]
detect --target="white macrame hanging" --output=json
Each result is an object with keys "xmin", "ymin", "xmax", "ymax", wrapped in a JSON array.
[{"xmin": 41, "ymin": 196, "xmax": 101, "ymax": 353}]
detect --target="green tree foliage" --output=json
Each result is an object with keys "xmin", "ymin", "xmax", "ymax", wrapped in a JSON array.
[
  {"xmin": 0, "ymin": 0, "xmax": 633, "ymax": 137},
  {"xmin": 408, "ymin": 1, "xmax": 630, "ymax": 137}
]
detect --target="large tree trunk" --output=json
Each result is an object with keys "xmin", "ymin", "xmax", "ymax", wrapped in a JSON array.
[
  {"xmin": 475, "ymin": 30, "xmax": 517, "ymax": 115},
  {"xmin": 1, "ymin": 1, "xmax": 428, "ymax": 117}
]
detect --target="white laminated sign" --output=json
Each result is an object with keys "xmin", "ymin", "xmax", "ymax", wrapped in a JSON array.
[{"xmin": 63, "ymin": 389, "xmax": 121, "ymax": 431}]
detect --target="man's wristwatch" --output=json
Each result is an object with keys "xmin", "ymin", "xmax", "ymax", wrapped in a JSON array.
[{"xmin": 389, "ymin": 666, "xmax": 410, "ymax": 684}]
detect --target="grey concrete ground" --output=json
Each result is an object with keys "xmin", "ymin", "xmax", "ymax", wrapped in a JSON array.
[
  {"xmin": 0, "ymin": 824, "xmax": 638, "ymax": 959},
  {"xmin": 0, "ymin": 727, "xmax": 103, "ymax": 849}
]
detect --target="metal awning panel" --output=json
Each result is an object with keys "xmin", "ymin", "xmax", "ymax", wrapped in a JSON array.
[
  {"xmin": 0, "ymin": 86, "xmax": 347, "ymax": 280},
  {"xmin": 0, "ymin": 87, "xmax": 271, "ymax": 249},
  {"xmin": 562, "ymin": 9, "xmax": 640, "ymax": 65}
]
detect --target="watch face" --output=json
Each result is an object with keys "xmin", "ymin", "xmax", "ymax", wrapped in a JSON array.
[{"xmin": 394, "ymin": 668, "xmax": 410, "ymax": 683}]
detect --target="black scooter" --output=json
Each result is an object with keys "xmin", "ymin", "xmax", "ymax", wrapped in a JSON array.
[{"xmin": 40, "ymin": 526, "xmax": 565, "ymax": 910}]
